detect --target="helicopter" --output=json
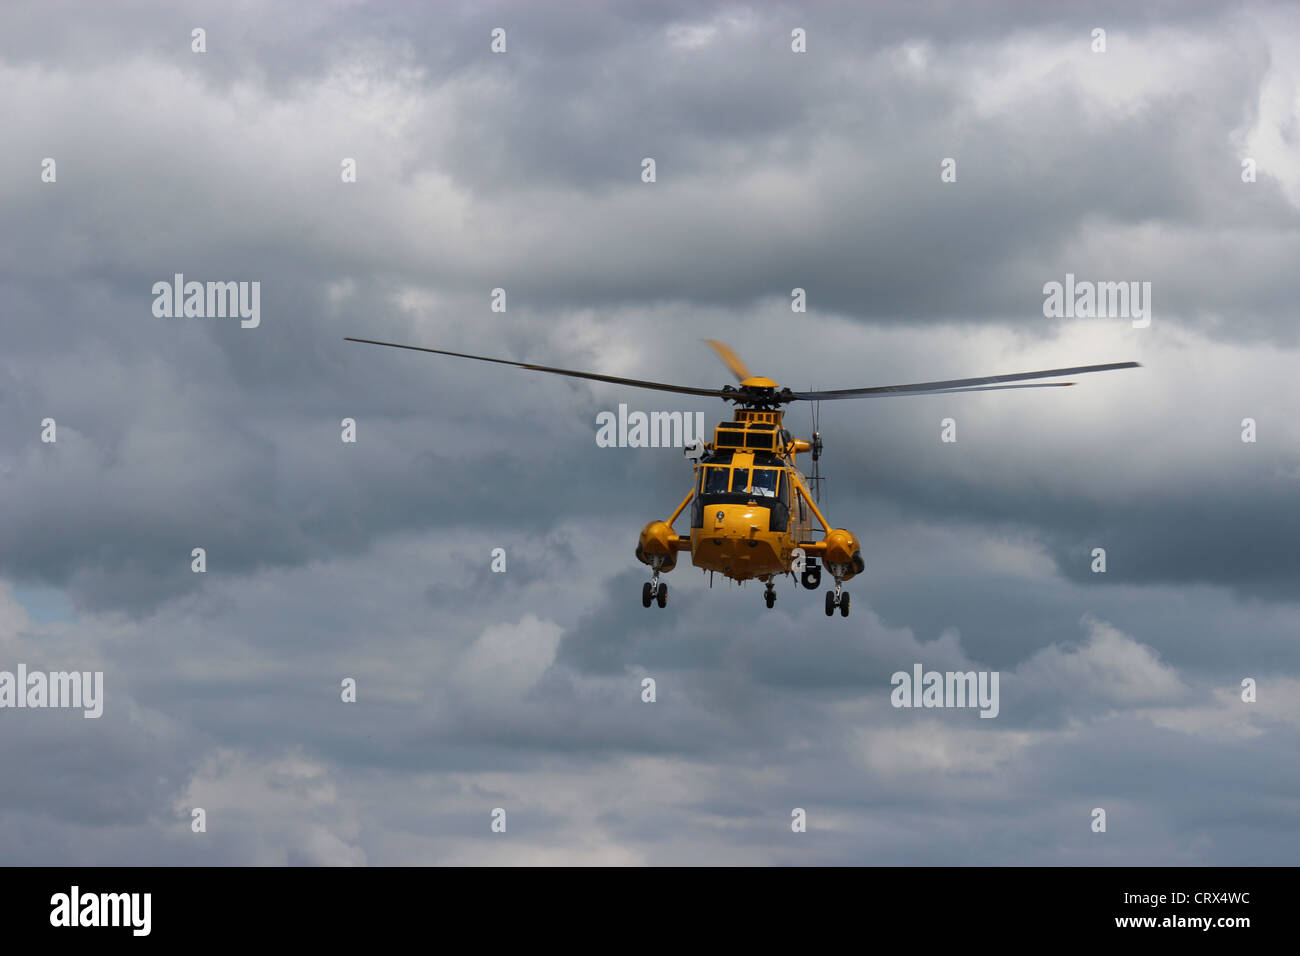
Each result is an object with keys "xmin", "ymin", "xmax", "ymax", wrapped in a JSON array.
[{"xmin": 344, "ymin": 336, "xmax": 1139, "ymax": 617}]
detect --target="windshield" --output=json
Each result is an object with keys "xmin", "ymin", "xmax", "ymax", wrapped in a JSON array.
[
  {"xmin": 751, "ymin": 468, "xmax": 780, "ymax": 497},
  {"xmin": 702, "ymin": 466, "xmax": 730, "ymax": 495}
]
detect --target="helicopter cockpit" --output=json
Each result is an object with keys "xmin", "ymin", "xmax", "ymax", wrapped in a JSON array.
[{"xmin": 691, "ymin": 450, "xmax": 791, "ymax": 531}]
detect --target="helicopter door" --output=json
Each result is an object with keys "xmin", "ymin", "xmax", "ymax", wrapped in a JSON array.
[{"xmin": 769, "ymin": 470, "xmax": 790, "ymax": 532}]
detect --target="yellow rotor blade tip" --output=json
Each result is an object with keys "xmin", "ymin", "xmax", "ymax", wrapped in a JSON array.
[{"xmin": 703, "ymin": 339, "xmax": 752, "ymax": 382}]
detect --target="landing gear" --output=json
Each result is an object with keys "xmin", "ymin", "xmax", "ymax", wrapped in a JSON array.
[
  {"xmin": 824, "ymin": 562, "xmax": 851, "ymax": 617},
  {"xmin": 800, "ymin": 558, "xmax": 822, "ymax": 591},
  {"xmin": 643, "ymin": 562, "xmax": 668, "ymax": 609},
  {"xmin": 764, "ymin": 580, "xmax": 776, "ymax": 609}
]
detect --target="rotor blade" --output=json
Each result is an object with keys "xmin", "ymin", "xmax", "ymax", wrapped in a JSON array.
[
  {"xmin": 344, "ymin": 338, "xmax": 733, "ymax": 399},
  {"xmin": 857, "ymin": 382, "xmax": 1077, "ymax": 397},
  {"xmin": 791, "ymin": 361, "xmax": 1140, "ymax": 401},
  {"xmin": 703, "ymin": 339, "xmax": 752, "ymax": 382}
]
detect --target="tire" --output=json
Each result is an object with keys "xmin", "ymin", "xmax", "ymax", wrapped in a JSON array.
[
  {"xmin": 840, "ymin": 592, "xmax": 851, "ymax": 617},
  {"xmin": 656, "ymin": 583, "xmax": 668, "ymax": 608},
  {"xmin": 825, "ymin": 591, "xmax": 835, "ymax": 616},
  {"xmin": 801, "ymin": 568, "xmax": 822, "ymax": 590},
  {"xmin": 642, "ymin": 582, "xmax": 652, "ymax": 608},
  {"xmin": 765, "ymin": 592, "xmax": 776, "ymax": 609}
]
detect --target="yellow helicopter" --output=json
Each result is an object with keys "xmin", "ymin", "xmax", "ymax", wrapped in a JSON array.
[{"xmin": 345, "ymin": 336, "xmax": 1139, "ymax": 617}]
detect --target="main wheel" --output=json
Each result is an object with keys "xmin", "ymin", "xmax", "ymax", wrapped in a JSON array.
[
  {"xmin": 765, "ymin": 591, "xmax": 776, "ymax": 609},
  {"xmin": 642, "ymin": 582, "xmax": 652, "ymax": 608},
  {"xmin": 825, "ymin": 591, "xmax": 835, "ymax": 616},
  {"xmin": 840, "ymin": 591, "xmax": 851, "ymax": 617},
  {"xmin": 656, "ymin": 583, "xmax": 668, "ymax": 608}
]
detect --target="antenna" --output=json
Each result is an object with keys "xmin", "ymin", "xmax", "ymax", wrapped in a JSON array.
[{"xmin": 808, "ymin": 390, "xmax": 825, "ymax": 507}]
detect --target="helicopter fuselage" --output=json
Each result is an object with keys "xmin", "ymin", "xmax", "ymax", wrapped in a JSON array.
[{"xmin": 636, "ymin": 406, "xmax": 864, "ymax": 595}]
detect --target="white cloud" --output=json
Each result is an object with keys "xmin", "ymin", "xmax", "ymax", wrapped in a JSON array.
[
  {"xmin": 455, "ymin": 614, "xmax": 564, "ymax": 697},
  {"xmin": 1015, "ymin": 616, "xmax": 1190, "ymax": 706},
  {"xmin": 175, "ymin": 749, "xmax": 366, "ymax": 866}
]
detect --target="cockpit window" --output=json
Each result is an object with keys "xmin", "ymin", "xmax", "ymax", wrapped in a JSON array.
[
  {"xmin": 731, "ymin": 468, "xmax": 749, "ymax": 494},
  {"xmin": 751, "ymin": 468, "xmax": 780, "ymax": 497},
  {"xmin": 702, "ymin": 466, "xmax": 730, "ymax": 495}
]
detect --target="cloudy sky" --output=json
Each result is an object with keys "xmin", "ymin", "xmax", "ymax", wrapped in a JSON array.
[{"xmin": 2, "ymin": 0, "xmax": 1298, "ymax": 865}]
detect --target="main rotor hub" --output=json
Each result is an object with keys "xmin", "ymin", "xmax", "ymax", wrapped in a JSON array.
[{"xmin": 720, "ymin": 380, "xmax": 796, "ymax": 408}]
